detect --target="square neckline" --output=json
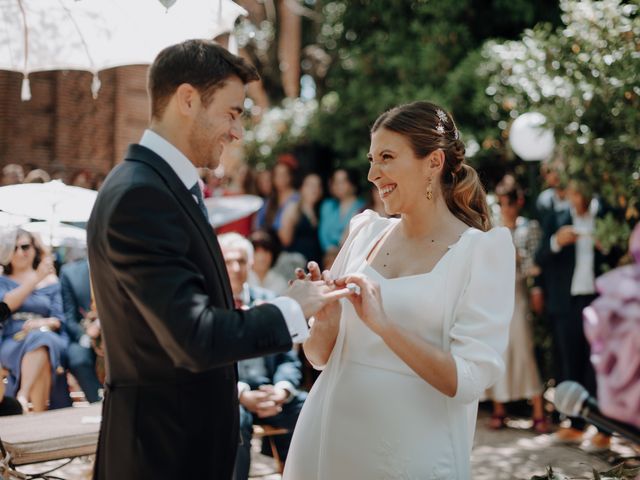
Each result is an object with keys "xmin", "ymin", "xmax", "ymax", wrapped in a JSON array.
[{"xmin": 364, "ymin": 221, "xmax": 475, "ymax": 281}]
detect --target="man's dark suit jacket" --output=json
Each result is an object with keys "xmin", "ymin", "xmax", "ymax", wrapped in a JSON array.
[
  {"xmin": 535, "ymin": 203, "xmax": 622, "ymax": 314},
  {"xmin": 87, "ymin": 144, "xmax": 293, "ymax": 480},
  {"xmin": 59, "ymin": 258, "xmax": 91, "ymax": 343}
]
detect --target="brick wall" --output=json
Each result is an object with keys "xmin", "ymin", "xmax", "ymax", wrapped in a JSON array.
[{"xmin": 0, "ymin": 66, "xmax": 149, "ymax": 180}]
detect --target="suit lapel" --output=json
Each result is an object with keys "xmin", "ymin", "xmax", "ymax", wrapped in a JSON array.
[{"xmin": 124, "ymin": 144, "xmax": 234, "ymax": 308}]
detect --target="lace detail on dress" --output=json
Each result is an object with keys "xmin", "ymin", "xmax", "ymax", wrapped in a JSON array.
[{"xmin": 374, "ymin": 439, "xmax": 412, "ymax": 479}]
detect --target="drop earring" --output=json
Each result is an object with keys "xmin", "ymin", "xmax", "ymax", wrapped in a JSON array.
[{"xmin": 426, "ymin": 178, "xmax": 433, "ymax": 200}]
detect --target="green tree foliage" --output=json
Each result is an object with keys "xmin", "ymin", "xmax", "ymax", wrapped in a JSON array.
[
  {"xmin": 306, "ymin": 0, "xmax": 560, "ymax": 176},
  {"xmin": 481, "ymin": 0, "xmax": 639, "ymax": 251}
]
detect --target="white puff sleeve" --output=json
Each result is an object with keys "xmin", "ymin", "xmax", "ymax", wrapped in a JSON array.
[{"xmin": 450, "ymin": 227, "xmax": 515, "ymax": 404}]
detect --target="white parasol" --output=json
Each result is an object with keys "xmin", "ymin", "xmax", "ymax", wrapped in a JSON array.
[{"xmin": 0, "ymin": 0, "xmax": 248, "ymax": 100}]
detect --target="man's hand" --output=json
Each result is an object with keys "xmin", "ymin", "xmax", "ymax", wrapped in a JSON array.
[
  {"xmin": 529, "ymin": 288, "xmax": 544, "ymax": 315},
  {"xmin": 239, "ymin": 389, "xmax": 282, "ymax": 418},
  {"xmin": 556, "ymin": 226, "xmax": 578, "ymax": 247},
  {"xmin": 86, "ymin": 320, "xmax": 101, "ymax": 339},
  {"xmin": 294, "ymin": 262, "xmax": 342, "ymax": 324},
  {"xmin": 284, "ymin": 276, "xmax": 350, "ymax": 319},
  {"xmin": 258, "ymin": 384, "xmax": 290, "ymax": 405}
]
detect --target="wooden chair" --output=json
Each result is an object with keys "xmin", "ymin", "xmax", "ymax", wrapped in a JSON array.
[{"xmin": 252, "ymin": 425, "xmax": 289, "ymax": 474}]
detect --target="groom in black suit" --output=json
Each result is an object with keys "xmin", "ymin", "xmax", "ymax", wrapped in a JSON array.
[{"xmin": 87, "ymin": 39, "xmax": 345, "ymax": 480}]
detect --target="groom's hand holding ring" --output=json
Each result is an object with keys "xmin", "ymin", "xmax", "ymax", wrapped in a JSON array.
[
  {"xmin": 284, "ymin": 275, "xmax": 351, "ymax": 320},
  {"xmin": 289, "ymin": 262, "xmax": 347, "ymax": 325}
]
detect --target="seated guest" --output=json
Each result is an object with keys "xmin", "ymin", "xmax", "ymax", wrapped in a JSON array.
[
  {"xmin": 248, "ymin": 229, "xmax": 288, "ymax": 295},
  {"xmin": 23, "ymin": 169, "xmax": 51, "ymax": 184},
  {"xmin": 218, "ymin": 233, "xmax": 306, "ymax": 480},
  {"xmin": 1, "ymin": 164, "xmax": 24, "ymax": 186},
  {"xmin": 0, "ymin": 300, "xmax": 22, "ymax": 415},
  {"xmin": 0, "ymin": 230, "xmax": 71, "ymax": 412},
  {"xmin": 60, "ymin": 258, "xmax": 102, "ymax": 402}
]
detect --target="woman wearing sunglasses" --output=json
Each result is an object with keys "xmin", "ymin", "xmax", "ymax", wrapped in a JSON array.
[{"xmin": 0, "ymin": 229, "xmax": 70, "ymax": 412}]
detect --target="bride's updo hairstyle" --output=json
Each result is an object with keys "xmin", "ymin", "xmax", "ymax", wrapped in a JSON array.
[{"xmin": 371, "ymin": 101, "xmax": 491, "ymax": 231}]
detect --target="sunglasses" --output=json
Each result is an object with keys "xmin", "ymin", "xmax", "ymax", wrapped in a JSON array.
[{"xmin": 14, "ymin": 243, "xmax": 33, "ymax": 252}]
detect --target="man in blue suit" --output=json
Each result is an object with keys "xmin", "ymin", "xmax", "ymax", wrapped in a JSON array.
[
  {"xmin": 218, "ymin": 233, "xmax": 306, "ymax": 480},
  {"xmin": 59, "ymin": 258, "xmax": 102, "ymax": 402}
]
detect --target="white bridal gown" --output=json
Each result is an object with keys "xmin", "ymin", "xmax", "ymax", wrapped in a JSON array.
[{"xmin": 284, "ymin": 210, "xmax": 515, "ymax": 480}]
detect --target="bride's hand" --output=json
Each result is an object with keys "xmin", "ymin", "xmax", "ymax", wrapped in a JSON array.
[
  {"xmin": 294, "ymin": 262, "xmax": 342, "ymax": 325},
  {"xmin": 336, "ymin": 274, "xmax": 389, "ymax": 337}
]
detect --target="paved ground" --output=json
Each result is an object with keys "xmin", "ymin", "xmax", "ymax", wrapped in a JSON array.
[{"xmin": 16, "ymin": 412, "xmax": 639, "ymax": 479}]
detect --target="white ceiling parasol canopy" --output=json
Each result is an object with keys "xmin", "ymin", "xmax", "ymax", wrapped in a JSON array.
[
  {"xmin": 21, "ymin": 220, "xmax": 87, "ymax": 248},
  {"xmin": 0, "ymin": 0, "xmax": 248, "ymax": 100},
  {"xmin": 0, "ymin": 180, "xmax": 97, "ymax": 222}
]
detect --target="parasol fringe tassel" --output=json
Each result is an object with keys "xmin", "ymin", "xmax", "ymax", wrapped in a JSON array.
[
  {"xmin": 91, "ymin": 74, "xmax": 101, "ymax": 99},
  {"xmin": 21, "ymin": 76, "xmax": 31, "ymax": 102}
]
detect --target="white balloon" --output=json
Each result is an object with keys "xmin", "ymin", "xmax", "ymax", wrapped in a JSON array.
[
  {"xmin": 158, "ymin": 0, "xmax": 177, "ymax": 10},
  {"xmin": 509, "ymin": 112, "xmax": 555, "ymax": 161}
]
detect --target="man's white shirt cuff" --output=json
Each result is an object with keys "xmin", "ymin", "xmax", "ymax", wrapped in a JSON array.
[
  {"xmin": 237, "ymin": 382, "xmax": 251, "ymax": 398},
  {"xmin": 270, "ymin": 297, "xmax": 309, "ymax": 343},
  {"xmin": 275, "ymin": 380, "xmax": 297, "ymax": 403}
]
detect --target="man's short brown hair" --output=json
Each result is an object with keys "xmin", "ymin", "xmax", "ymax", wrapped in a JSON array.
[{"xmin": 148, "ymin": 39, "xmax": 259, "ymax": 119}]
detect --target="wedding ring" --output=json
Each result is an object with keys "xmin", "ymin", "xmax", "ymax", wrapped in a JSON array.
[{"xmin": 346, "ymin": 283, "xmax": 361, "ymax": 295}]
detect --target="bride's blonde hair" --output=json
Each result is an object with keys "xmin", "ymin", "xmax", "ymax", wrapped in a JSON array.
[{"xmin": 372, "ymin": 101, "xmax": 491, "ymax": 231}]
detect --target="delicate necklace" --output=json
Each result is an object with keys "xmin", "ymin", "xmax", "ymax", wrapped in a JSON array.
[{"xmin": 381, "ymin": 236, "xmax": 457, "ymax": 268}]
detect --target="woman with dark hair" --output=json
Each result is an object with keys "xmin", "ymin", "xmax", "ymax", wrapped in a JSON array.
[
  {"xmin": 318, "ymin": 167, "xmax": 365, "ymax": 253},
  {"xmin": 284, "ymin": 102, "xmax": 515, "ymax": 478},
  {"xmin": 485, "ymin": 175, "xmax": 549, "ymax": 433},
  {"xmin": 254, "ymin": 155, "xmax": 300, "ymax": 233},
  {"xmin": 0, "ymin": 230, "xmax": 70, "ymax": 412},
  {"xmin": 279, "ymin": 172, "xmax": 325, "ymax": 266}
]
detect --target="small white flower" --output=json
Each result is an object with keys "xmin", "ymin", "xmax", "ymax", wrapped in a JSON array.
[
  {"xmin": 436, "ymin": 109, "xmax": 449, "ymax": 124},
  {"xmin": 436, "ymin": 124, "xmax": 445, "ymax": 134},
  {"xmin": 454, "ymin": 129, "xmax": 460, "ymax": 140}
]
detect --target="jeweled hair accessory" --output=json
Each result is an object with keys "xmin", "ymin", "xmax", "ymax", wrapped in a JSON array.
[
  {"xmin": 454, "ymin": 129, "xmax": 459, "ymax": 140},
  {"xmin": 435, "ymin": 109, "xmax": 448, "ymax": 136}
]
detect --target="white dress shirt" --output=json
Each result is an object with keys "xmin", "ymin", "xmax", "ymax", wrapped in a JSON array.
[
  {"xmin": 549, "ymin": 199, "xmax": 598, "ymax": 296},
  {"xmin": 569, "ymin": 209, "xmax": 596, "ymax": 295},
  {"xmin": 139, "ymin": 129, "xmax": 309, "ymax": 342}
]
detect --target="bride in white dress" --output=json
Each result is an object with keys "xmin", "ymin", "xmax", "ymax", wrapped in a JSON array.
[{"xmin": 284, "ymin": 101, "xmax": 515, "ymax": 479}]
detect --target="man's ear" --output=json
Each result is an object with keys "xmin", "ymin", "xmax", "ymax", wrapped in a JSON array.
[{"xmin": 175, "ymin": 83, "xmax": 199, "ymax": 117}]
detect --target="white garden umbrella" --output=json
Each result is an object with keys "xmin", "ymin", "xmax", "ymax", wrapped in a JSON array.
[
  {"xmin": 0, "ymin": 0, "xmax": 247, "ymax": 100},
  {"xmin": 0, "ymin": 211, "xmax": 29, "ymax": 227},
  {"xmin": 21, "ymin": 220, "xmax": 87, "ymax": 248},
  {"xmin": 204, "ymin": 194, "xmax": 263, "ymax": 228},
  {"xmin": 0, "ymin": 180, "xmax": 97, "ymax": 222}
]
